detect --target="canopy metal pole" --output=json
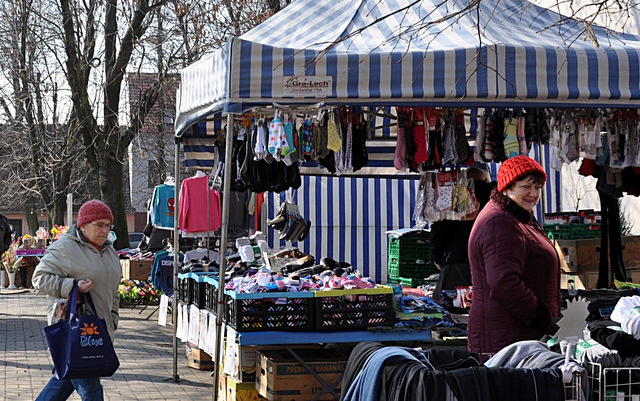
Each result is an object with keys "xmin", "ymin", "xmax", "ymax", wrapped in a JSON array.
[
  {"xmin": 538, "ymin": 137, "xmax": 547, "ymax": 223},
  {"xmin": 213, "ymin": 113, "xmax": 235, "ymax": 401},
  {"xmin": 171, "ymin": 137, "xmax": 181, "ymax": 382}
]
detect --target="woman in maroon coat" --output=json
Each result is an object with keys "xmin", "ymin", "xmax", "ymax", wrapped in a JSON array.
[{"xmin": 467, "ymin": 155, "xmax": 560, "ymax": 357}]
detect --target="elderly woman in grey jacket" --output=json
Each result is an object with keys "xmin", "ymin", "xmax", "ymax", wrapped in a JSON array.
[{"xmin": 33, "ymin": 199, "xmax": 121, "ymax": 401}]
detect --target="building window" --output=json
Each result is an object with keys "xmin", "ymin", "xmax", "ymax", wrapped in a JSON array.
[{"xmin": 148, "ymin": 160, "xmax": 161, "ymax": 188}]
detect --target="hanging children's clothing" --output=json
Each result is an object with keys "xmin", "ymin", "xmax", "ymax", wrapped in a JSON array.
[
  {"xmin": 150, "ymin": 183, "xmax": 175, "ymax": 229},
  {"xmin": 178, "ymin": 172, "xmax": 222, "ymax": 234},
  {"xmin": 150, "ymin": 249, "xmax": 184, "ymax": 294}
]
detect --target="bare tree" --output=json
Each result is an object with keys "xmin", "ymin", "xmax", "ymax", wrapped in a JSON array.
[
  {"xmin": 0, "ymin": 0, "xmax": 86, "ymax": 232},
  {"xmin": 54, "ymin": 0, "xmax": 288, "ymax": 248}
]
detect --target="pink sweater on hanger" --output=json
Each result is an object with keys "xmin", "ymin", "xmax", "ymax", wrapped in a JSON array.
[{"xmin": 179, "ymin": 175, "xmax": 222, "ymax": 233}]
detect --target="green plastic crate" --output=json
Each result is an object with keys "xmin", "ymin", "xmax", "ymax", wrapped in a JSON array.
[
  {"xmin": 388, "ymin": 276, "xmax": 434, "ymax": 287},
  {"xmin": 544, "ymin": 224, "xmax": 602, "ymax": 240},
  {"xmin": 543, "ymin": 224, "xmax": 572, "ymax": 240},
  {"xmin": 388, "ymin": 235, "xmax": 431, "ymax": 264},
  {"xmin": 388, "ymin": 259, "xmax": 439, "ymax": 278}
]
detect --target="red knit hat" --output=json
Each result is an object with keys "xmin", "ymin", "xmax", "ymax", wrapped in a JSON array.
[
  {"xmin": 77, "ymin": 199, "xmax": 114, "ymax": 228},
  {"xmin": 497, "ymin": 155, "xmax": 546, "ymax": 192}
]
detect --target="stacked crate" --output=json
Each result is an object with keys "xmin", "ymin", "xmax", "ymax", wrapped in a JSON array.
[{"xmin": 387, "ymin": 231, "xmax": 438, "ymax": 287}]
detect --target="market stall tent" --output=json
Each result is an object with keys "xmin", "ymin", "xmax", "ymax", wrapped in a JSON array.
[{"xmin": 170, "ymin": 0, "xmax": 640, "ymax": 389}]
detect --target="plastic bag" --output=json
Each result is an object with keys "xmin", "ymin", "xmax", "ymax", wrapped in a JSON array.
[{"xmin": 51, "ymin": 298, "xmax": 68, "ymax": 324}]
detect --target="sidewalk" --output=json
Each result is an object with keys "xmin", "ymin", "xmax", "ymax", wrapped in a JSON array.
[{"xmin": 0, "ymin": 289, "xmax": 215, "ymax": 400}]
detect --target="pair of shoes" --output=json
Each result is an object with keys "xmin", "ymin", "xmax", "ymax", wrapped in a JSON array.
[
  {"xmin": 267, "ymin": 203, "xmax": 289, "ymax": 227},
  {"xmin": 278, "ymin": 216, "xmax": 312, "ymax": 243},
  {"xmin": 320, "ymin": 258, "xmax": 351, "ymax": 270},
  {"xmin": 273, "ymin": 248, "xmax": 299, "ymax": 258},
  {"xmin": 282, "ymin": 255, "xmax": 315, "ymax": 273}
]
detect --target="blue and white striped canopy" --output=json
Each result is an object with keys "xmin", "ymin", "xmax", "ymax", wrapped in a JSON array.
[{"xmin": 175, "ymin": 0, "xmax": 640, "ymax": 136}]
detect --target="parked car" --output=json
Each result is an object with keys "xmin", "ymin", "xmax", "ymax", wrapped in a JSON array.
[{"xmin": 128, "ymin": 232, "xmax": 145, "ymax": 249}]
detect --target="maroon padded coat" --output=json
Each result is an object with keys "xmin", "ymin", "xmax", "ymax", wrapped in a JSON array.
[{"xmin": 467, "ymin": 190, "xmax": 560, "ymax": 356}]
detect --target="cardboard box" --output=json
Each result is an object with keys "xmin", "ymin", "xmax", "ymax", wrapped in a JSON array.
[
  {"xmin": 560, "ymin": 273, "xmax": 586, "ymax": 290},
  {"xmin": 558, "ymin": 236, "xmax": 640, "ymax": 273},
  {"xmin": 218, "ymin": 373, "xmax": 228, "ymax": 401},
  {"xmin": 582, "ymin": 268, "xmax": 640, "ymax": 289},
  {"xmin": 256, "ymin": 349, "xmax": 348, "ymax": 401},
  {"xmin": 223, "ymin": 342, "xmax": 321, "ymax": 383},
  {"xmin": 186, "ymin": 342, "xmax": 214, "ymax": 371},
  {"xmin": 228, "ymin": 376, "xmax": 264, "ymax": 401},
  {"xmin": 121, "ymin": 259, "xmax": 153, "ymax": 280},
  {"xmin": 224, "ymin": 342, "xmax": 258, "ymax": 383}
]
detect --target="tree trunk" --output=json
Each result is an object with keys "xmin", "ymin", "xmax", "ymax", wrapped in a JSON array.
[
  {"xmin": 23, "ymin": 196, "xmax": 38, "ymax": 235},
  {"xmin": 101, "ymin": 159, "xmax": 128, "ymax": 250}
]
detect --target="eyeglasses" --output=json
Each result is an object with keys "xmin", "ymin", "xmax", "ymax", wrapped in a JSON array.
[{"xmin": 89, "ymin": 222, "xmax": 114, "ymax": 231}]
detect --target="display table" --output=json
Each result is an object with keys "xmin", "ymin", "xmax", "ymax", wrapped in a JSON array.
[
  {"xmin": 232, "ymin": 328, "xmax": 435, "ymax": 401},
  {"xmin": 12, "ymin": 249, "xmax": 46, "ymax": 288}
]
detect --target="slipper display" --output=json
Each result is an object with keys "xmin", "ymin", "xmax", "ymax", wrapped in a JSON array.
[{"xmin": 268, "ymin": 200, "xmax": 312, "ymax": 243}]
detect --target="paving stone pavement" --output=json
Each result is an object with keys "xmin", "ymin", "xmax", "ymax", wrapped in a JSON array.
[{"xmin": 0, "ymin": 289, "xmax": 216, "ymax": 400}]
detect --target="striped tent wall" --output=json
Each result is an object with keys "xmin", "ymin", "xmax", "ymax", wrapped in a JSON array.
[
  {"xmin": 266, "ymin": 175, "xmax": 420, "ymax": 284},
  {"xmin": 260, "ymin": 145, "xmax": 560, "ymax": 283}
]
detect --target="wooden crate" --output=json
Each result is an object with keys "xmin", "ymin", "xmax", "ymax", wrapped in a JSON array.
[{"xmin": 120, "ymin": 259, "xmax": 153, "ymax": 280}]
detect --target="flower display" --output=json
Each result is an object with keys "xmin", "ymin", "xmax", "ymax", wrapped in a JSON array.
[
  {"xmin": 118, "ymin": 279, "xmax": 162, "ymax": 304},
  {"xmin": 1, "ymin": 240, "xmax": 20, "ymax": 272},
  {"xmin": 35, "ymin": 227, "xmax": 49, "ymax": 239},
  {"xmin": 50, "ymin": 225, "xmax": 68, "ymax": 240}
]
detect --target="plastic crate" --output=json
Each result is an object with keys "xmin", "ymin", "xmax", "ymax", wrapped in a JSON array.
[
  {"xmin": 225, "ymin": 291, "xmax": 314, "ymax": 332},
  {"xmin": 177, "ymin": 272, "xmax": 213, "ymax": 308},
  {"xmin": 544, "ymin": 224, "xmax": 602, "ymax": 240},
  {"xmin": 388, "ymin": 234, "xmax": 431, "ymax": 264},
  {"xmin": 313, "ymin": 285, "xmax": 394, "ymax": 330},
  {"xmin": 388, "ymin": 259, "xmax": 439, "ymax": 278},
  {"xmin": 190, "ymin": 273, "xmax": 208, "ymax": 309},
  {"xmin": 204, "ymin": 275, "xmax": 220, "ymax": 313},
  {"xmin": 587, "ymin": 362, "xmax": 640, "ymax": 401},
  {"xmin": 388, "ymin": 276, "xmax": 434, "ymax": 287},
  {"xmin": 570, "ymin": 224, "xmax": 601, "ymax": 239},
  {"xmin": 177, "ymin": 273, "xmax": 191, "ymax": 304},
  {"xmin": 544, "ymin": 224, "xmax": 572, "ymax": 240}
]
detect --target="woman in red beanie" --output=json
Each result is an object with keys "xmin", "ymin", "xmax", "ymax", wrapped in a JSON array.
[
  {"xmin": 467, "ymin": 156, "xmax": 561, "ymax": 358},
  {"xmin": 33, "ymin": 199, "xmax": 121, "ymax": 400}
]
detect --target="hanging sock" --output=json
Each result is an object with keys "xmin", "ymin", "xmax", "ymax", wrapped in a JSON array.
[
  {"xmin": 326, "ymin": 116, "xmax": 342, "ymax": 152},
  {"xmin": 484, "ymin": 116, "xmax": 494, "ymax": 161},
  {"xmin": 268, "ymin": 116, "xmax": 287, "ymax": 160},
  {"xmin": 517, "ymin": 116, "xmax": 528, "ymax": 155},
  {"xmin": 475, "ymin": 115, "xmax": 487, "ymax": 162},
  {"xmin": 411, "ymin": 108, "xmax": 429, "ymax": 167},
  {"xmin": 254, "ymin": 122, "xmax": 268, "ymax": 160},
  {"xmin": 394, "ymin": 125, "xmax": 407, "ymax": 170},
  {"xmin": 454, "ymin": 110, "xmax": 471, "ymax": 163},
  {"xmin": 490, "ymin": 114, "xmax": 507, "ymax": 162},
  {"xmin": 351, "ymin": 116, "xmax": 368, "ymax": 172},
  {"xmin": 301, "ymin": 119, "xmax": 315, "ymax": 160},
  {"xmin": 281, "ymin": 121, "xmax": 296, "ymax": 157},
  {"xmin": 565, "ymin": 117, "xmax": 580, "ymax": 162},
  {"xmin": 503, "ymin": 115, "xmax": 519, "ymax": 158},
  {"xmin": 316, "ymin": 118, "xmax": 330, "ymax": 158},
  {"xmin": 441, "ymin": 112, "xmax": 458, "ymax": 165}
]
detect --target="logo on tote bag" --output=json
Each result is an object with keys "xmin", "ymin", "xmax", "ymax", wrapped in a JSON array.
[{"xmin": 80, "ymin": 323, "xmax": 104, "ymax": 347}]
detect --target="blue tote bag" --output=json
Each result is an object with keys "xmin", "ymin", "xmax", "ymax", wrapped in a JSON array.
[{"xmin": 44, "ymin": 281, "xmax": 120, "ymax": 379}]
